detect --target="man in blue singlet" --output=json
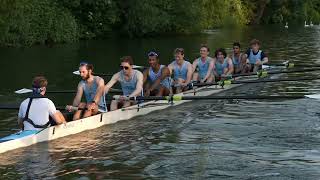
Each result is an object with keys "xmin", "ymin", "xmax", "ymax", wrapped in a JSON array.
[
  {"xmin": 192, "ymin": 44, "xmax": 214, "ymax": 83},
  {"xmin": 66, "ymin": 63, "xmax": 106, "ymax": 120},
  {"xmin": 229, "ymin": 42, "xmax": 250, "ymax": 74},
  {"xmin": 168, "ymin": 48, "xmax": 193, "ymax": 93},
  {"xmin": 212, "ymin": 48, "xmax": 234, "ymax": 80},
  {"xmin": 244, "ymin": 39, "xmax": 269, "ymax": 72},
  {"xmin": 143, "ymin": 51, "xmax": 171, "ymax": 96},
  {"xmin": 105, "ymin": 56, "xmax": 143, "ymax": 110}
]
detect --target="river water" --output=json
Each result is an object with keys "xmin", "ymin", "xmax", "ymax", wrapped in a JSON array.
[{"xmin": 0, "ymin": 25, "xmax": 320, "ymax": 179}]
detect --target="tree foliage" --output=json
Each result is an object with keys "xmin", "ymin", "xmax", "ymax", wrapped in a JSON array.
[
  {"xmin": 0, "ymin": 0, "xmax": 319, "ymax": 46},
  {"xmin": 0, "ymin": 0, "xmax": 78, "ymax": 46}
]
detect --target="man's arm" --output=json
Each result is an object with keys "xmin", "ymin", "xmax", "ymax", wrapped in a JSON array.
[
  {"xmin": 261, "ymin": 51, "xmax": 268, "ymax": 64},
  {"xmin": 225, "ymin": 58, "xmax": 234, "ymax": 75},
  {"xmin": 129, "ymin": 71, "xmax": 144, "ymax": 97},
  {"xmin": 149, "ymin": 67, "xmax": 170, "ymax": 91},
  {"xmin": 192, "ymin": 59, "xmax": 198, "ymax": 73},
  {"xmin": 203, "ymin": 58, "xmax": 214, "ymax": 81},
  {"xmin": 92, "ymin": 77, "xmax": 105, "ymax": 104},
  {"xmin": 18, "ymin": 118, "xmax": 24, "ymax": 129},
  {"xmin": 18, "ymin": 104, "xmax": 24, "ymax": 129},
  {"xmin": 167, "ymin": 63, "xmax": 174, "ymax": 76},
  {"xmin": 48, "ymin": 100, "xmax": 66, "ymax": 124},
  {"xmin": 212, "ymin": 58, "xmax": 219, "ymax": 77},
  {"xmin": 184, "ymin": 63, "xmax": 193, "ymax": 85},
  {"xmin": 143, "ymin": 68, "xmax": 149, "ymax": 86},
  {"xmin": 51, "ymin": 111, "xmax": 66, "ymax": 124},
  {"xmin": 245, "ymin": 49, "xmax": 250, "ymax": 63},
  {"xmin": 105, "ymin": 72, "xmax": 120, "ymax": 94},
  {"xmin": 72, "ymin": 83, "xmax": 84, "ymax": 107}
]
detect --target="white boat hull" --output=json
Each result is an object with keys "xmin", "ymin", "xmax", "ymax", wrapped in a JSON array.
[{"xmin": 0, "ymin": 81, "xmax": 246, "ymax": 154}]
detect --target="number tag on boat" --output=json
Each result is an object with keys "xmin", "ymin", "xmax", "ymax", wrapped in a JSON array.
[
  {"xmin": 286, "ymin": 63, "xmax": 295, "ymax": 68},
  {"xmin": 257, "ymin": 70, "xmax": 268, "ymax": 78},
  {"xmin": 218, "ymin": 80, "xmax": 232, "ymax": 87}
]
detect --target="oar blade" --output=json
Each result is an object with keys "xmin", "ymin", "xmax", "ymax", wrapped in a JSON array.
[
  {"xmin": 305, "ymin": 94, "xmax": 320, "ymax": 99},
  {"xmin": 132, "ymin": 65, "xmax": 145, "ymax": 69},
  {"xmin": 73, "ymin": 70, "xmax": 80, "ymax": 75},
  {"xmin": 15, "ymin": 88, "xmax": 32, "ymax": 94}
]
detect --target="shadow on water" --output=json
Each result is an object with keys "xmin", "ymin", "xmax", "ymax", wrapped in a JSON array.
[{"xmin": 0, "ymin": 25, "xmax": 320, "ymax": 179}]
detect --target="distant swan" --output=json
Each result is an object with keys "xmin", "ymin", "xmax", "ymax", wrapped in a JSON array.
[
  {"xmin": 310, "ymin": 21, "xmax": 314, "ymax": 27},
  {"xmin": 305, "ymin": 21, "xmax": 310, "ymax": 27},
  {"xmin": 285, "ymin": 22, "xmax": 288, "ymax": 28}
]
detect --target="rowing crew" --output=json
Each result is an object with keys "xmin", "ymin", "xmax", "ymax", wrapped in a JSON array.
[{"xmin": 18, "ymin": 39, "xmax": 268, "ymax": 131}]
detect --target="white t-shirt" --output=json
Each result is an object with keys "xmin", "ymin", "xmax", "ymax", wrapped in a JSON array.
[{"xmin": 18, "ymin": 98, "xmax": 57, "ymax": 130}]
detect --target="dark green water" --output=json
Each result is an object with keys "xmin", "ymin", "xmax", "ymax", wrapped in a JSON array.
[{"xmin": 0, "ymin": 25, "xmax": 320, "ymax": 179}]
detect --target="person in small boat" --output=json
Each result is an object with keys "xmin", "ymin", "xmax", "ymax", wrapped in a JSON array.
[
  {"xmin": 105, "ymin": 56, "xmax": 143, "ymax": 110},
  {"xmin": 18, "ymin": 76, "xmax": 66, "ymax": 130},
  {"xmin": 229, "ymin": 42, "xmax": 250, "ymax": 74},
  {"xmin": 66, "ymin": 62, "xmax": 106, "ymax": 120},
  {"xmin": 168, "ymin": 48, "xmax": 193, "ymax": 93},
  {"xmin": 143, "ymin": 51, "xmax": 171, "ymax": 96},
  {"xmin": 192, "ymin": 44, "xmax": 214, "ymax": 83},
  {"xmin": 212, "ymin": 48, "xmax": 234, "ymax": 80},
  {"xmin": 244, "ymin": 39, "xmax": 269, "ymax": 72}
]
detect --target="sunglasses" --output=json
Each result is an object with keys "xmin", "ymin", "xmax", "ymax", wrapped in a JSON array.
[
  {"xmin": 120, "ymin": 65, "xmax": 130, "ymax": 70},
  {"xmin": 79, "ymin": 61, "xmax": 88, "ymax": 66},
  {"xmin": 148, "ymin": 51, "xmax": 158, "ymax": 57}
]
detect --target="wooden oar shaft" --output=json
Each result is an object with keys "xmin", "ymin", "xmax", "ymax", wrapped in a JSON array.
[
  {"xmin": 268, "ymin": 68, "xmax": 320, "ymax": 75},
  {"xmin": 46, "ymin": 88, "xmax": 122, "ymax": 94},
  {"xmin": 15, "ymin": 88, "xmax": 123, "ymax": 94},
  {"xmin": 268, "ymin": 63, "xmax": 319, "ymax": 68},
  {"xmin": 233, "ymin": 68, "xmax": 320, "ymax": 78},
  {"xmin": 92, "ymin": 73, "xmax": 113, "ymax": 77},
  {"xmin": 193, "ymin": 77, "xmax": 316, "ymax": 87},
  {"xmin": 120, "ymin": 95, "xmax": 306, "ymax": 101},
  {"xmin": 0, "ymin": 105, "xmax": 67, "ymax": 111}
]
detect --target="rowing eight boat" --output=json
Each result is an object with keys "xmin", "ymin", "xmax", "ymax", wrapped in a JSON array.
[{"xmin": 0, "ymin": 66, "xmax": 278, "ymax": 154}]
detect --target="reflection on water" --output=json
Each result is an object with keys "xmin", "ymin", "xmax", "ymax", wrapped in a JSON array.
[{"xmin": 0, "ymin": 25, "xmax": 320, "ymax": 179}]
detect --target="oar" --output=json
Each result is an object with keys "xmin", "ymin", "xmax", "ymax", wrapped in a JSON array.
[
  {"xmin": 232, "ymin": 67, "xmax": 320, "ymax": 78},
  {"xmin": 266, "ymin": 62, "xmax": 320, "ymax": 69},
  {"xmin": 114, "ymin": 94, "xmax": 320, "ymax": 101},
  {"xmin": 192, "ymin": 77, "xmax": 317, "ymax": 87},
  {"xmin": 263, "ymin": 60, "xmax": 292, "ymax": 68},
  {"xmin": 72, "ymin": 65, "xmax": 146, "ymax": 77},
  {"xmin": 0, "ymin": 104, "xmax": 69, "ymax": 111},
  {"xmin": 265, "ymin": 61, "xmax": 294, "ymax": 68},
  {"xmin": 15, "ymin": 88, "xmax": 122, "ymax": 94},
  {"xmin": 72, "ymin": 71, "xmax": 113, "ymax": 77}
]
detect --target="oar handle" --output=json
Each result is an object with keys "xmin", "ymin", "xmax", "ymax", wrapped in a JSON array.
[{"xmin": 65, "ymin": 106, "xmax": 87, "ymax": 112}]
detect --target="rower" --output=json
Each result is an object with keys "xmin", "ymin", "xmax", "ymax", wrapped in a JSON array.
[
  {"xmin": 18, "ymin": 76, "xmax": 66, "ymax": 130},
  {"xmin": 230, "ymin": 42, "xmax": 250, "ymax": 74},
  {"xmin": 192, "ymin": 44, "xmax": 214, "ymax": 83},
  {"xmin": 212, "ymin": 48, "xmax": 234, "ymax": 80},
  {"xmin": 143, "ymin": 51, "xmax": 171, "ymax": 96},
  {"xmin": 244, "ymin": 39, "xmax": 269, "ymax": 72},
  {"xmin": 105, "ymin": 56, "xmax": 143, "ymax": 110},
  {"xmin": 168, "ymin": 48, "xmax": 193, "ymax": 93},
  {"xmin": 66, "ymin": 62, "xmax": 106, "ymax": 120}
]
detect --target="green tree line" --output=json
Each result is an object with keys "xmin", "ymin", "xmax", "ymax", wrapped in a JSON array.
[{"xmin": 0, "ymin": 0, "xmax": 319, "ymax": 46}]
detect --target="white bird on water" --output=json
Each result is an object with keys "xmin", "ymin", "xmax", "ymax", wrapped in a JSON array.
[
  {"xmin": 310, "ymin": 21, "xmax": 314, "ymax": 27},
  {"xmin": 305, "ymin": 21, "xmax": 310, "ymax": 27},
  {"xmin": 285, "ymin": 22, "xmax": 288, "ymax": 28}
]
